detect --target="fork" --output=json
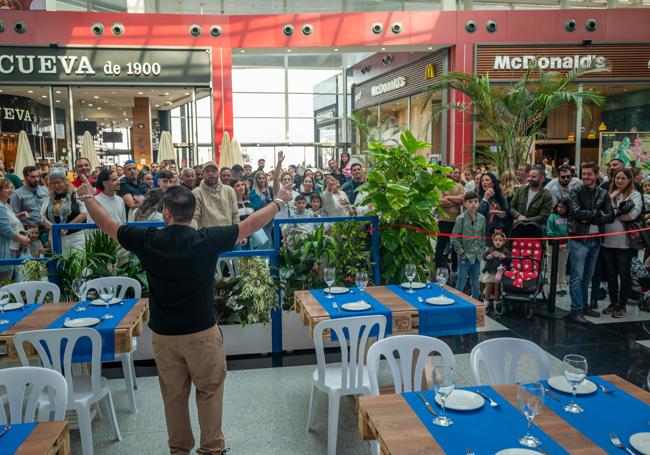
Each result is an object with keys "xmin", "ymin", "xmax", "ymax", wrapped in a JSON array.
[
  {"xmin": 332, "ymin": 303, "xmax": 341, "ymax": 313},
  {"xmin": 417, "ymin": 296, "xmax": 424, "ymax": 303},
  {"xmin": 0, "ymin": 425, "xmax": 10, "ymax": 439},
  {"xmin": 609, "ymin": 432, "xmax": 635, "ymax": 454},
  {"xmin": 599, "ymin": 383, "xmax": 613, "ymax": 394}
]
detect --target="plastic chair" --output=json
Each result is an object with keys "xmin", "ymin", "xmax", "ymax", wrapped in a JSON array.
[
  {"xmin": 367, "ymin": 335, "xmax": 456, "ymax": 395},
  {"xmin": 1, "ymin": 282, "xmax": 60, "ymax": 304},
  {"xmin": 14, "ymin": 328, "xmax": 122, "ymax": 455},
  {"xmin": 80, "ymin": 276, "xmax": 141, "ymax": 413},
  {"xmin": 0, "ymin": 366, "xmax": 67, "ymax": 424},
  {"xmin": 307, "ymin": 315, "xmax": 386, "ymax": 455},
  {"xmin": 215, "ymin": 258, "xmax": 239, "ymax": 279},
  {"xmin": 470, "ymin": 337, "xmax": 551, "ymax": 385}
]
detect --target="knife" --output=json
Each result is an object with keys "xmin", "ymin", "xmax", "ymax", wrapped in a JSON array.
[
  {"xmin": 543, "ymin": 387, "xmax": 561, "ymax": 402},
  {"xmin": 0, "ymin": 425, "xmax": 11, "ymax": 439},
  {"xmin": 417, "ymin": 392, "xmax": 438, "ymax": 416}
]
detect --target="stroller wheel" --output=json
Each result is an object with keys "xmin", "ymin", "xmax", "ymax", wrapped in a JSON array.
[
  {"xmin": 524, "ymin": 302, "xmax": 535, "ymax": 319},
  {"xmin": 494, "ymin": 300, "xmax": 506, "ymax": 316}
]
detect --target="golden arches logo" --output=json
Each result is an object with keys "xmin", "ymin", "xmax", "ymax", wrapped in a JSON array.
[{"xmin": 425, "ymin": 63, "xmax": 435, "ymax": 79}]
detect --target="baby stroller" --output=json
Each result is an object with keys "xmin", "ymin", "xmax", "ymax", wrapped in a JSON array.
[{"xmin": 495, "ymin": 221, "xmax": 547, "ymax": 319}]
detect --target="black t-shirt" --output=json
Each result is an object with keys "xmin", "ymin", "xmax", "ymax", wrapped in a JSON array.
[{"xmin": 117, "ymin": 223, "xmax": 239, "ymax": 335}]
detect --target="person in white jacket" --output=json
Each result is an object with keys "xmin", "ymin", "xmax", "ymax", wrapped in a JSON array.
[{"xmin": 321, "ymin": 175, "xmax": 350, "ymax": 217}]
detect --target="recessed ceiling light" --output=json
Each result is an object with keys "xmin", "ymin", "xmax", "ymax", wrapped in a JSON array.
[
  {"xmin": 287, "ymin": 49, "xmax": 292, "ymax": 52},
  {"xmin": 93, "ymin": 95, "xmax": 99, "ymax": 99},
  {"xmin": 112, "ymin": 91, "xmax": 117, "ymax": 95},
  {"xmin": 428, "ymin": 46, "xmax": 433, "ymax": 50},
  {"xmin": 55, "ymin": 90, "xmax": 61, "ymax": 94},
  {"xmin": 381, "ymin": 47, "xmax": 386, "ymax": 51},
  {"xmin": 137, "ymin": 91, "xmax": 143, "ymax": 95},
  {"xmin": 88, "ymin": 103, "xmax": 94, "ymax": 107},
  {"xmin": 155, "ymin": 104, "xmax": 160, "ymax": 107},
  {"xmin": 55, "ymin": 100, "xmax": 60, "ymax": 103},
  {"xmin": 164, "ymin": 92, "xmax": 170, "ymax": 96},
  {"xmin": 41, "ymin": 95, "xmax": 47, "ymax": 99},
  {"xmin": 240, "ymin": 50, "xmax": 245, "ymax": 53},
  {"xmin": 97, "ymin": 107, "xmax": 102, "ymax": 110},
  {"xmin": 334, "ymin": 48, "xmax": 339, "ymax": 52},
  {"xmin": 85, "ymin": 118, "xmax": 89, "ymax": 120},
  {"xmin": 104, "ymin": 100, "xmax": 108, "ymax": 103},
  {"xmin": 165, "ymin": 101, "xmax": 172, "ymax": 105},
  {"xmin": 27, "ymin": 90, "xmax": 33, "ymax": 94},
  {"xmin": 184, "ymin": 92, "xmax": 191, "ymax": 96}
]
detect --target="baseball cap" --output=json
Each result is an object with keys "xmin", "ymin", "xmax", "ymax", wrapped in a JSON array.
[{"xmin": 203, "ymin": 161, "xmax": 218, "ymax": 171}]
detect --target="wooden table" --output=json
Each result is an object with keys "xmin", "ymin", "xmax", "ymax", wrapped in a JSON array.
[
  {"xmin": 14, "ymin": 421, "xmax": 70, "ymax": 455},
  {"xmin": 358, "ymin": 375, "xmax": 650, "ymax": 455},
  {"xmin": 0, "ymin": 298, "xmax": 149, "ymax": 360},
  {"xmin": 294, "ymin": 285, "xmax": 485, "ymax": 340}
]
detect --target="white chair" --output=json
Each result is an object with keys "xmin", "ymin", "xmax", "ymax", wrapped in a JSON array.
[
  {"xmin": 80, "ymin": 276, "xmax": 141, "ymax": 413},
  {"xmin": 470, "ymin": 337, "xmax": 551, "ymax": 385},
  {"xmin": 215, "ymin": 257, "xmax": 239, "ymax": 279},
  {"xmin": 307, "ymin": 315, "xmax": 386, "ymax": 455},
  {"xmin": 14, "ymin": 328, "xmax": 122, "ymax": 455},
  {"xmin": 367, "ymin": 334, "xmax": 456, "ymax": 395},
  {"xmin": 1, "ymin": 282, "xmax": 60, "ymax": 304},
  {"xmin": 0, "ymin": 366, "xmax": 67, "ymax": 424}
]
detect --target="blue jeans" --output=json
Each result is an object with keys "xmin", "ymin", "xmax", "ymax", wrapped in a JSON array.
[
  {"xmin": 569, "ymin": 239, "xmax": 601, "ymax": 312},
  {"xmin": 456, "ymin": 257, "xmax": 481, "ymax": 299}
]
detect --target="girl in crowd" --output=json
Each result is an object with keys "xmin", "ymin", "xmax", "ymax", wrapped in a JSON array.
[
  {"xmin": 463, "ymin": 168, "xmax": 475, "ymax": 192},
  {"xmin": 546, "ymin": 198, "xmax": 570, "ymax": 296},
  {"xmin": 310, "ymin": 194, "xmax": 324, "ymax": 217},
  {"xmin": 300, "ymin": 176, "xmax": 319, "ymax": 204},
  {"xmin": 232, "ymin": 178, "xmax": 257, "ymax": 249},
  {"xmin": 481, "ymin": 230, "xmax": 511, "ymax": 311},
  {"xmin": 602, "ymin": 168, "xmax": 643, "ymax": 318},
  {"xmin": 40, "ymin": 167, "xmax": 86, "ymax": 253},
  {"xmin": 0, "ymin": 178, "xmax": 30, "ymax": 280},
  {"xmin": 499, "ymin": 170, "xmax": 518, "ymax": 206},
  {"xmin": 314, "ymin": 169, "xmax": 324, "ymax": 191},
  {"xmin": 138, "ymin": 170, "xmax": 154, "ymax": 189},
  {"xmin": 340, "ymin": 152, "xmax": 352, "ymax": 181},
  {"xmin": 478, "ymin": 172, "xmax": 509, "ymax": 236},
  {"xmin": 321, "ymin": 174, "xmax": 350, "ymax": 217},
  {"xmin": 131, "ymin": 189, "xmax": 164, "ymax": 222},
  {"xmin": 248, "ymin": 171, "xmax": 275, "ymax": 247}
]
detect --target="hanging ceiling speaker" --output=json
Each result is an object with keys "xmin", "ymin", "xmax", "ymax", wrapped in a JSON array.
[
  {"xmin": 302, "ymin": 24, "xmax": 313, "ymax": 35},
  {"xmin": 465, "ymin": 20, "xmax": 477, "ymax": 33},
  {"xmin": 486, "ymin": 20, "xmax": 497, "ymax": 33},
  {"xmin": 564, "ymin": 19, "xmax": 577, "ymax": 32},
  {"xmin": 282, "ymin": 24, "xmax": 294, "ymax": 36},
  {"xmin": 0, "ymin": 21, "xmax": 5, "ymax": 33},
  {"xmin": 585, "ymin": 19, "xmax": 598, "ymax": 32},
  {"xmin": 91, "ymin": 23, "xmax": 104, "ymax": 35},
  {"xmin": 111, "ymin": 23, "xmax": 125, "ymax": 35},
  {"xmin": 391, "ymin": 22, "xmax": 402, "ymax": 34},
  {"xmin": 210, "ymin": 25, "xmax": 222, "ymax": 37},
  {"xmin": 371, "ymin": 22, "xmax": 383, "ymax": 34},
  {"xmin": 14, "ymin": 21, "xmax": 26, "ymax": 34},
  {"xmin": 189, "ymin": 24, "xmax": 202, "ymax": 37}
]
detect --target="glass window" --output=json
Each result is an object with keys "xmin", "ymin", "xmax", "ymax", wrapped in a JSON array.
[
  {"xmin": 288, "ymin": 94, "xmax": 317, "ymax": 118},
  {"xmin": 288, "ymin": 69, "xmax": 341, "ymax": 94},
  {"xmin": 197, "ymin": 118, "xmax": 213, "ymax": 144},
  {"xmin": 196, "ymin": 95, "xmax": 212, "ymax": 117},
  {"xmin": 234, "ymin": 93, "xmax": 285, "ymax": 117},
  {"xmin": 232, "ymin": 68, "xmax": 285, "ymax": 93},
  {"xmin": 380, "ymin": 97, "xmax": 409, "ymax": 129},
  {"xmin": 234, "ymin": 118, "xmax": 285, "ymax": 143},
  {"xmin": 288, "ymin": 118, "xmax": 316, "ymax": 142}
]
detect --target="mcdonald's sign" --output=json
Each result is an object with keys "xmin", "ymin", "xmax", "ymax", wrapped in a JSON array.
[{"xmin": 425, "ymin": 63, "xmax": 435, "ymax": 79}]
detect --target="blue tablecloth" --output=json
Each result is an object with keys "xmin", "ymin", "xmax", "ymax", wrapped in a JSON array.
[
  {"xmin": 542, "ymin": 376, "xmax": 650, "ymax": 452},
  {"xmin": 311, "ymin": 288, "xmax": 392, "ymax": 338},
  {"xmin": 0, "ymin": 303, "xmax": 40, "ymax": 334},
  {"xmin": 402, "ymin": 386, "xmax": 569, "ymax": 454},
  {"xmin": 47, "ymin": 298, "xmax": 139, "ymax": 362},
  {"xmin": 387, "ymin": 283, "xmax": 477, "ymax": 336},
  {"xmin": 0, "ymin": 422, "xmax": 36, "ymax": 454}
]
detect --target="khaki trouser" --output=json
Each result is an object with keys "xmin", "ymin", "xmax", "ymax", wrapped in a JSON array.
[{"xmin": 152, "ymin": 325, "xmax": 227, "ymax": 455}]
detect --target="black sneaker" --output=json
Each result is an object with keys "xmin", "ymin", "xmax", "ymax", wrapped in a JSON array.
[
  {"xmin": 571, "ymin": 312, "xmax": 590, "ymax": 324},
  {"xmin": 583, "ymin": 307, "xmax": 600, "ymax": 317}
]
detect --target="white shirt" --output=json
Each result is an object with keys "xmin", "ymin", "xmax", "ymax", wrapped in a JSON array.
[{"xmin": 87, "ymin": 193, "xmax": 126, "ymax": 224}]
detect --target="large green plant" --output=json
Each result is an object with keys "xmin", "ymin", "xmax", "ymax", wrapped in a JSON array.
[
  {"xmin": 361, "ymin": 130, "xmax": 454, "ymax": 283},
  {"xmin": 424, "ymin": 65, "xmax": 606, "ymax": 174}
]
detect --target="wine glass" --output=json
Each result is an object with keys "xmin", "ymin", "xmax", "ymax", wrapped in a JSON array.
[
  {"xmin": 405, "ymin": 263, "xmax": 417, "ymax": 293},
  {"xmin": 431, "ymin": 365, "xmax": 454, "ymax": 427},
  {"xmin": 563, "ymin": 354, "xmax": 588, "ymax": 414},
  {"xmin": 355, "ymin": 271, "xmax": 368, "ymax": 297},
  {"xmin": 436, "ymin": 267, "xmax": 449, "ymax": 288},
  {"xmin": 72, "ymin": 278, "xmax": 86, "ymax": 312},
  {"xmin": 517, "ymin": 382, "xmax": 545, "ymax": 448},
  {"xmin": 323, "ymin": 268, "xmax": 336, "ymax": 299},
  {"xmin": 0, "ymin": 290, "xmax": 10, "ymax": 325},
  {"xmin": 99, "ymin": 284, "xmax": 114, "ymax": 319}
]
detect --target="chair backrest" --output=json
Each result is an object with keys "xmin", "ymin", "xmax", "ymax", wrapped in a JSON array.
[
  {"xmin": 0, "ymin": 366, "xmax": 67, "ymax": 424},
  {"xmin": 2, "ymin": 282, "xmax": 60, "ymax": 304},
  {"xmin": 215, "ymin": 258, "xmax": 239, "ymax": 279},
  {"xmin": 14, "ymin": 328, "xmax": 103, "ymax": 400},
  {"xmin": 81, "ymin": 276, "xmax": 142, "ymax": 300},
  {"xmin": 367, "ymin": 335, "xmax": 455, "ymax": 395},
  {"xmin": 313, "ymin": 315, "xmax": 386, "ymax": 394},
  {"xmin": 470, "ymin": 337, "xmax": 551, "ymax": 385}
]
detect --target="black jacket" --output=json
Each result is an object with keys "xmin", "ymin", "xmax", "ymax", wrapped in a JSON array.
[{"xmin": 568, "ymin": 184, "xmax": 615, "ymax": 240}]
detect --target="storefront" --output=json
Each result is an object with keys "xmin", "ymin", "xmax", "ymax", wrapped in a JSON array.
[
  {"xmin": 0, "ymin": 46, "xmax": 213, "ymax": 169},
  {"xmin": 475, "ymin": 44, "xmax": 650, "ymax": 168},
  {"xmin": 351, "ymin": 50, "xmax": 448, "ymax": 161}
]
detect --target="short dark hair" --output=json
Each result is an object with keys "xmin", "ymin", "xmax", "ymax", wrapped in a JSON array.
[
  {"xmin": 22, "ymin": 165, "xmax": 38, "ymax": 178},
  {"xmin": 96, "ymin": 167, "xmax": 115, "ymax": 191},
  {"xmin": 518, "ymin": 163, "xmax": 532, "ymax": 173},
  {"xmin": 294, "ymin": 194, "xmax": 306, "ymax": 202},
  {"xmin": 310, "ymin": 193, "xmax": 322, "ymax": 203},
  {"xmin": 162, "ymin": 186, "xmax": 196, "ymax": 223},
  {"xmin": 531, "ymin": 164, "xmax": 545, "ymax": 175},
  {"xmin": 75, "ymin": 157, "xmax": 91, "ymax": 167},
  {"xmin": 351, "ymin": 163, "xmax": 363, "ymax": 171},
  {"xmin": 232, "ymin": 164, "xmax": 244, "ymax": 174},
  {"xmin": 557, "ymin": 165, "xmax": 572, "ymax": 174},
  {"xmin": 608, "ymin": 158, "xmax": 624, "ymax": 166},
  {"xmin": 158, "ymin": 170, "xmax": 174, "ymax": 180},
  {"xmin": 464, "ymin": 191, "xmax": 479, "ymax": 202},
  {"xmin": 581, "ymin": 162, "xmax": 600, "ymax": 174}
]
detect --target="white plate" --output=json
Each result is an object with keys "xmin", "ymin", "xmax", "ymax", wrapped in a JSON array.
[
  {"xmin": 328, "ymin": 287, "xmax": 350, "ymax": 295},
  {"xmin": 547, "ymin": 376, "xmax": 597, "ymax": 395},
  {"xmin": 401, "ymin": 282, "xmax": 427, "ymax": 290},
  {"xmin": 425, "ymin": 296, "xmax": 455, "ymax": 306},
  {"xmin": 2, "ymin": 302, "xmax": 24, "ymax": 311},
  {"xmin": 341, "ymin": 301, "xmax": 372, "ymax": 312},
  {"xmin": 90, "ymin": 298, "xmax": 122, "ymax": 306},
  {"xmin": 495, "ymin": 450, "xmax": 541, "ymax": 455},
  {"xmin": 64, "ymin": 317, "xmax": 100, "ymax": 328},
  {"xmin": 434, "ymin": 389, "xmax": 484, "ymax": 411},
  {"xmin": 630, "ymin": 432, "xmax": 650, "ymax": 455}
]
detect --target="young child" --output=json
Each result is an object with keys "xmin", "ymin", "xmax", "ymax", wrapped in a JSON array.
[
  {"xmin": 310, "ymin": 194, "xmax": 324, "ymax": 217},
  {"xmin": 283, "ymin": 195, "xmax": 316, "ymax": 241},
  {"xmin": 451, "ymin": 192, "xmax": 486, "ymax": 300},
  {"xmin": 481, "ymin": 230, "xmax": 511, "ymax": 310},
  {"xmin": 27, "ymin": 224, "xmax": 44, "ymax": 258},
  {"xmin": 546, "ymin": 198, "xmax": 570, "ymax": 295}
]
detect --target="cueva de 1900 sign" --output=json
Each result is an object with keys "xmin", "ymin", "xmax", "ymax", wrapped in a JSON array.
[{"xmin": 0, "ymin": 47, "xmax": 212, "ymax": 85}]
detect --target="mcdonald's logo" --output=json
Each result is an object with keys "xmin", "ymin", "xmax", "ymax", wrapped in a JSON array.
[{"xmin": 425, "ymin": 63, "xmax": 435, "ymax": 79}]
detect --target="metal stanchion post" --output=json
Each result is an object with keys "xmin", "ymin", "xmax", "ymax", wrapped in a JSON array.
[{"xmin": 536, "ymin": 239, "xmax": 571, "ymax": 319}]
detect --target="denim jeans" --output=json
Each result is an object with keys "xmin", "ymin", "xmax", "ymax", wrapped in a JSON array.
[
  {"xmin": 569, "ymin": 239, "xmax": 601, "ymax": 312},
  {"xmin": 456, "ymin": 257, "xmax": 481, "ymax": 299}
]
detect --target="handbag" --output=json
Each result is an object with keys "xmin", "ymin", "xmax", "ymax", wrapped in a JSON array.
[{"xmin": 624, "ymin": 217, "xmax": 650, "ymax": 250}]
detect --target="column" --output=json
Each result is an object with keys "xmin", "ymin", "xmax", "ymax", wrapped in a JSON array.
[
  {"xmin": 131, "ymin": 97, "xmax": 153, "ymax": 167},
  {"xmin": 213, "ymin": 47, "xmax": 233, "ymax": 164},
  {"xmin": 448, "ymin": 44, "xmax": 475, "ymax": 168}
]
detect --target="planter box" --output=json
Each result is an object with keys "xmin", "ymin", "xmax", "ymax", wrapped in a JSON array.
[{"xmin": 221, "ymin": 321, "xmax": 272, "ymax": 356}]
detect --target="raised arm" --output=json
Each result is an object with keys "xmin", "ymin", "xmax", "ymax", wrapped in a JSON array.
[
  {"xmin": 76, "ymin": 176, "xmax": 121, "ymax": 240},
  {"xmin": 237, "ymin": 184, "xmax": 292, "ymax": 242},
  {"xmin": 272, "ymin": 150, "xmax": 285, "ymax": 195}
]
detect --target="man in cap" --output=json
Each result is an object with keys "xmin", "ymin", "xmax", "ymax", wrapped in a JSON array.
[{"xmin": 192, "ymin": 162, "xmax": 238, "ymax": 229}]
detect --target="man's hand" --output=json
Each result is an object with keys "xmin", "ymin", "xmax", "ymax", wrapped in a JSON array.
[
  {"xmin": 17, "ymin": 234, "xmax": 30, "ymax": 248},
  {"xmin": 516, "ymin": 215, "xmax": 527, "ymax": 222},
  {"xmin": 76, "ymin": 174, "xmax": 95, "ymax": 199},
  {"xmin": 277, "ymin": 150, "xmax": 285, "ymax": 166},
  {"xmin": 276, "ymin": 184, "xmax": 293, "ymax": 204}
]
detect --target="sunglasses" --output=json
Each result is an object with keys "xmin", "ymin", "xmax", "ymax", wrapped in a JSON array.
[{"xmin": 559, "ymin": 175, "xmax": 571, "ymax": 179}]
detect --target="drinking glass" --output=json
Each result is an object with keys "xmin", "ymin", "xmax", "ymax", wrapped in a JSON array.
[
  {"xmin": 436, "ymin": 267, "xmax": 449, "ymax": 288},
  {"xmin": 0, "ymin": 290, "xmax": 9, "ymax": 325},
  {"xmin": 99, "ymin": 285, "xmax": 114, "ymax": 319},
  {"xmin": 405, "ymin": 263, "xmax": 417, "ymax": 293},
  {"xmin": 72, "ymin": 278, "xmax": 86, "ymax": 312},
  {"xmin": 432, "ymin": 365, "xmax": 454, "ymax": 427},
  {"xmin": 323, "ymin": 268, "xmax": 336, "ymax": 299},
  {"xmin": 647, "ymin": 368, "xmax": 650, "ymax": 392},
  {"xmin": 517, "ymin": 382, "xmax": 545, "ymax": 448},
  {"xmin": 563, "ymin": 354, "xmax": 587, "ymax": 414},
  {"xmin": 355, "ymin": 271, "xmax": 368, "ymax": 297}
]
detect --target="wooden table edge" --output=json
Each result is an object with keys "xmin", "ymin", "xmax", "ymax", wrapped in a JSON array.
[{"xmin": 15, "ymin": 421, "xmax": 70, "ymax": 455}]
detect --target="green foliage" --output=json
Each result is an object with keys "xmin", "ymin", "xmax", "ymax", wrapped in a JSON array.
[
  {"xmin": 17, "ymin": 260, "xmax": 47, "ymax": 282},
  {"xmin": 424, "ymin": 65, "xmax": 607, "ymax": 174},
  {"xmin": 362, "ymin": 130, "xmax": 454, "ymax": 283}
]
